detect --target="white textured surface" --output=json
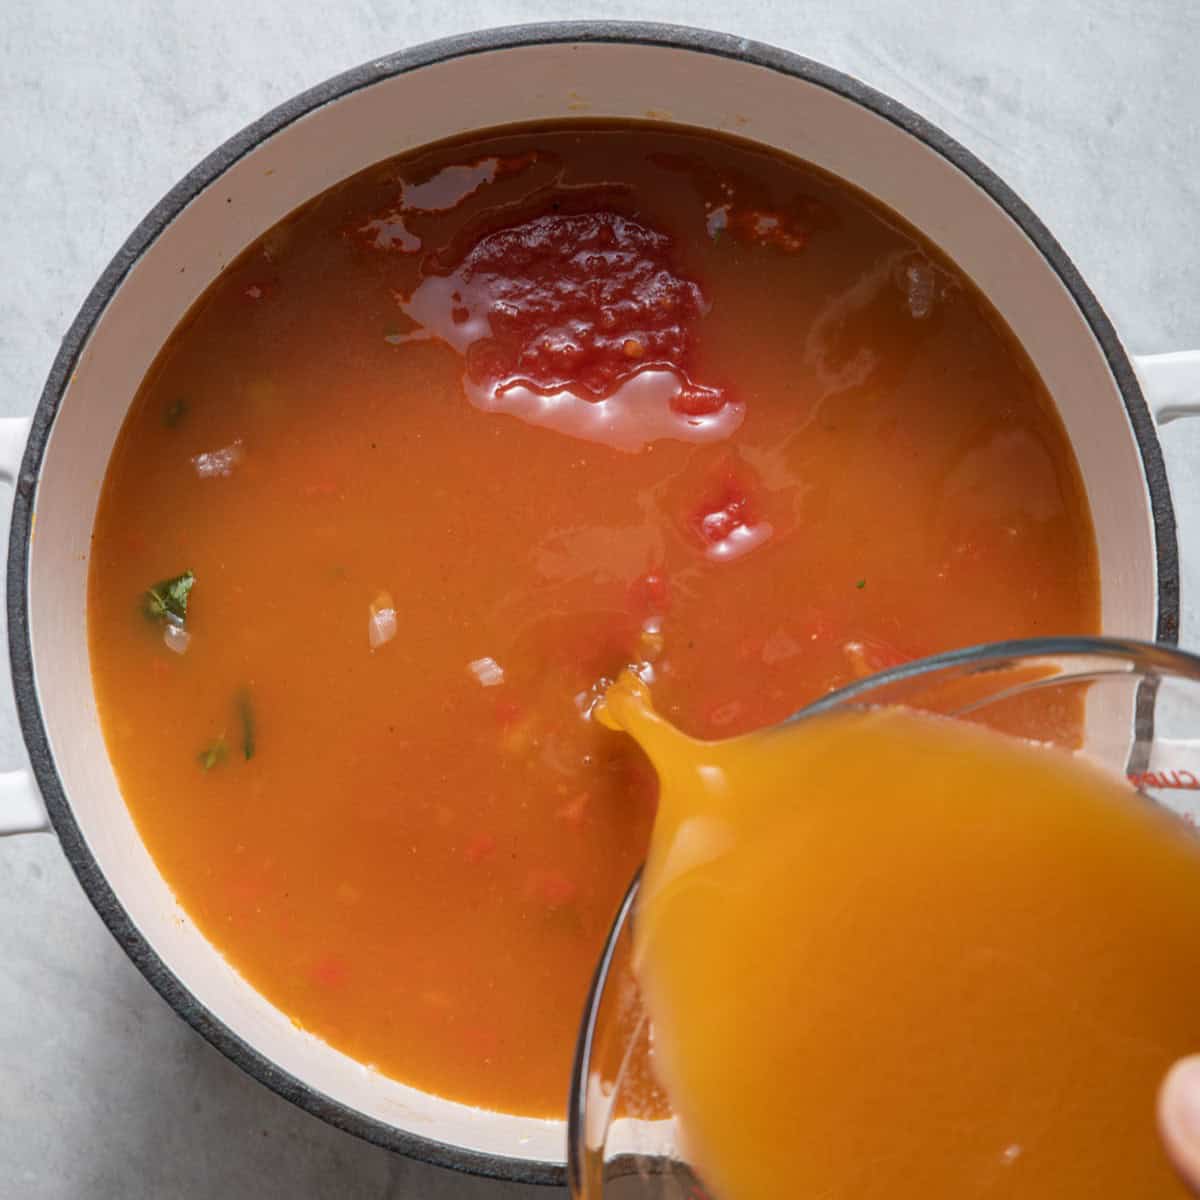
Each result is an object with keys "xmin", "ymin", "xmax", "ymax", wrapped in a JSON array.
[{"xmin": 2, "ymin": 3, "xmax": 1199, "ymax": 1197}]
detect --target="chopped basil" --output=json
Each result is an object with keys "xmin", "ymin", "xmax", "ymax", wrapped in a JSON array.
[
  {"xmin": 855, "ymin": 578, "xmax": 867, "ymax": 590},
  {"xmin": 198, "ymin": 736, "xmax": 227, "ymax": 771},
  {"xmin": 164, "ymin": 398, "xmax": 187, "ymax": 428},
  {"xmin": 144, "ymin": 570, "xmax": 195, "ymax": 626},
  {"xmin": 237, "ymin": 689, "xmax": 256, "ymax": 761},
  {"xmin": 197, "ymin": 693, "xmax": 255, "ymax": 771}
]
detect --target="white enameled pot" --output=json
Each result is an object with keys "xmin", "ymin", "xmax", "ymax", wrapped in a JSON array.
[{"xmin": 0, "ymin": 23, "xmax": 1197, "ymax": 1185}]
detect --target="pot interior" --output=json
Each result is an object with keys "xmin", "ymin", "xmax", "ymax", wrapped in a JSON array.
[{"xmin": 20, "ymin": 34, "xmax": 1161, "ymax": 1172}]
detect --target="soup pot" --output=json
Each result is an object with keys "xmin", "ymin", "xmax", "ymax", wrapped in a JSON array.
[{"xmin": 1, "ymin": 22, "xmax": 1197, "ymax": 1186}]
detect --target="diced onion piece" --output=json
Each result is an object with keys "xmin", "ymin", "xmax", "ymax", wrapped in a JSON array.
[
  {"xmin": 904, "ymin": 259, "xmax": 936, "ymax": 320},
  {"xmin": 638, "ymin": 616, "xmax": 665, "ymax": 660},
  {"xmin": 368, "ymin": 605, "xmax": 397, "ymax": 650},
  {"xmin": 192, "ymin": 439, "xmax": 244, "ymax": 479},
  {"xmin": 468, "ymin": 656, "xmax": 505, "ymax": 687},
  {"xmin": 162, "ymin": 623, "xmax": 191, "ymax": 655}
]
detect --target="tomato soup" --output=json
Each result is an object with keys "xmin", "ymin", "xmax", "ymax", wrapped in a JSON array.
[
  {"xmin": 87, "ymin": 122, "xmax": 1099, "ymax": 1116},
  {"xmin": 602, "ymin": 681, "xmax": 1200, "ymax": 1199}
]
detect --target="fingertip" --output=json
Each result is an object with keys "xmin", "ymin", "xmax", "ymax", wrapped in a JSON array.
[{"xmin": 1159, "ymin": 1056, "xmax": 1200, "ymax": 1191}]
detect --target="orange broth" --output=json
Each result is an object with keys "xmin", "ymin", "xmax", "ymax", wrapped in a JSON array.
[
  {"xmin": 598, "ymin": 679, "xmax": 1200, "ymax": 1198},
  {"xmin": 87, "ymin": 122, "xmax": 1099, "ymax": 1116}
]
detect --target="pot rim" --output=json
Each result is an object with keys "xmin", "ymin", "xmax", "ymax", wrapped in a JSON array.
[{"xmin": 6, "ymin": 19, "xmax": 1179, "ymax": 1186}]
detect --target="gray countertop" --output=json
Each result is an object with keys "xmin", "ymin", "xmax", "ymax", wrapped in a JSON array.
[{"xmin": 3, "ymin": 2, "xmax": 1198, "ymax": 1196}]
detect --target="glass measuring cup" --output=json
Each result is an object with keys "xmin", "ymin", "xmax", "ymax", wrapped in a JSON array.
[{"xmin": 567, "ymin": 636, "xmax": 1200, "ymax": 1200}]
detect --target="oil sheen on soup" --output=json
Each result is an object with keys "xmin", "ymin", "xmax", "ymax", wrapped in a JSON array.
[{"xmin": 88, "ymin": 122, "xmax": 1100, "ymax": 1117}]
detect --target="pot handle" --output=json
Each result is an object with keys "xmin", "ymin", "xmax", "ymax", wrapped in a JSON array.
[
  {"xmin": 1136, "ymin": 351, "xmax": 1200, "ymax": 425},
  {"xmin": 0, "ymin": 415, "xmax": 49, "ymax": 835}
]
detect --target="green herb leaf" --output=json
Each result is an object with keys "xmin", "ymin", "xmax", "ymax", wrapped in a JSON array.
[
  {"xmin": 237, "ymin": 688, "xmax": 256, "ymax": 761},
  {"xmin": 855, "ymin": 578, "xmax": 866, "ymax": 590},
  {"xmin": 144, "ymin": 570, "xmax": 195, "ymax": 626},
  {"xmin": 198, "ymin": 735, "xmax": 227, "ymax": 771},
  {"xmin": 164, "ymin": 398, "xmax": 187, "ymax": 428}
]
